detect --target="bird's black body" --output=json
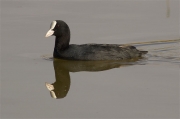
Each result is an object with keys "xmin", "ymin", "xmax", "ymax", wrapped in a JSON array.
[
  {"xmin": 46, "ymin": 20, "xmax": 147, "ymax": 61},
  {"xmin": 54, "ymin": 44, "xmax": 147, "ymax": 60}
]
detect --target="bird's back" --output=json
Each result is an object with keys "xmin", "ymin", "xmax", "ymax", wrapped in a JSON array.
[{"xmin": 54, "ymin": 44, "xmax": 147, "ymax": 60}]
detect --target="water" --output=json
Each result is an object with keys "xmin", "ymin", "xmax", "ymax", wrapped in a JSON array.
[{"xmin": 1, "ymin": 0, "xmax": 179, "ymax": 118}]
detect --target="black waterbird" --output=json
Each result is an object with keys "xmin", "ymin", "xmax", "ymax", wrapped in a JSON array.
[{"xmin": 45, "ymin": 20, "xmax": 148, "ymax": 60}]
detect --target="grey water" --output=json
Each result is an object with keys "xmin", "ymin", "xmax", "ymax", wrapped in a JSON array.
[{"xmin": 1, "ymin": 0, "xmax": 179, "ymax": 118}]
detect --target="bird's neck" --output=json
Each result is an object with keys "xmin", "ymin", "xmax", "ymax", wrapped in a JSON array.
[{"xmin": 53, "ymin": 34, "xmax": 70, "ymax": 57}]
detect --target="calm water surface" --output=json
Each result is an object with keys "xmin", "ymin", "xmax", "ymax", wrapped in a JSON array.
[{"xmin": 1, "ymin": 0, "xmax": 179, "ymax": 118}]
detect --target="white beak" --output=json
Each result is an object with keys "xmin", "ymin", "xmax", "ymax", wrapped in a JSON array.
[
  {"xmin": 45, "ymin": 29, "xmax": 54, "ymax": 37},
  {"xmin": 45, "ymin": 21, "xmax": 57, "ymax": 37}
]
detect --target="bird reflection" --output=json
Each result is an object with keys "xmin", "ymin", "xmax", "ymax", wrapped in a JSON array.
[{"xmin": 45, "ymin": 58, "xmax": 142, "ymax": 99}]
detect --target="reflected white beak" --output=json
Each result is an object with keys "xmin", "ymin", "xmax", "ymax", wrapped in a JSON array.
[
  {"xmin": 50, "ymin": 91, "xmax": 57, "ymax": 99},
  {"xmin": 45, "ymin": 82, "xmax": 54, "ymax": 91},
  {"xmin": 45, "ymin": 29, "xmax": 54, "ymax": 37}
]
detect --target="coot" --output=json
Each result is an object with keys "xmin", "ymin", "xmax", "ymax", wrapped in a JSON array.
[{"xmin": 45, "ymin": 20, "xmax": 147, "ymax": 60}]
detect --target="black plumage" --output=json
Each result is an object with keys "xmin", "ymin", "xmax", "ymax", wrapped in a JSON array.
[{"xmin": 45, "ymin": 20, "xmax": 147, "ymax": 60}]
